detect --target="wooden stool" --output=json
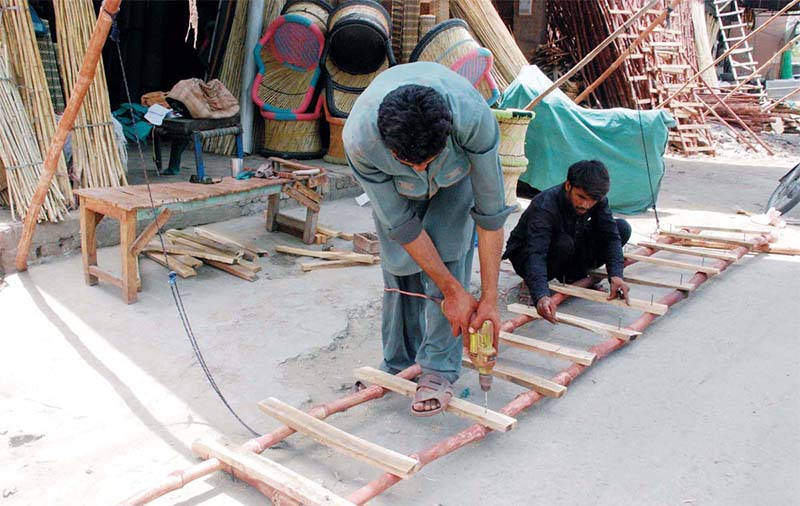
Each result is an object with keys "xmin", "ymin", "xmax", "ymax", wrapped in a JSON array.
[{"xmin": 264, "ymin": 158, "xmax": 328, "ymax": 244}]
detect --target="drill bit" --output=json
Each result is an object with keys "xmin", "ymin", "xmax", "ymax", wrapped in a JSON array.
[{"xmin": 484, "ymin": 391, "xmax": 489, "ymax": 413}]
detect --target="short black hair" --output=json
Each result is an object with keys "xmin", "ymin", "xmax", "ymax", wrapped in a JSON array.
[
  {"xmin": 377, "ymin": 85, "xmax": 453, "ymax": 164},
  {"xmin": 567, "ymin": 160, "xmax": 610, "ymax": 200}
]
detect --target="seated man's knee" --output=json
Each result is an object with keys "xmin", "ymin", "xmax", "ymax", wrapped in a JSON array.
[{"xmin": 616, "ymin": 219, "xmax": 632, "ymax": 245}]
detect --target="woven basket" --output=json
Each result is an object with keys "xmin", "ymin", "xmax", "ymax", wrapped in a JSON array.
[
  {"xmin": 281, "ymin": 0, "xmax": 334, "ymax": 34},
  {"xmin": 327, "ymin": 0, "xmax": 392, "ymax": 74},
  {"xmin": 323, "ymin": 97, "xmax": 348, "ymax": 164},
  {"xmin": 261, "ymin": 97, "xmax": 325, "ymax": 159},
  {"xmin": 493, "ymin": 108, "xmax": 535, "ymax": 210},
  {"xmin": 253, "ymin": 14, "xmax": 325, "ymax": 117}
]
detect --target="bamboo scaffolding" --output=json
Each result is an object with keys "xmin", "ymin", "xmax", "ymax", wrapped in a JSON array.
[
  {"xmin": 1, "ymin": 0, "xmax": 72, "ymax": 201},
  {"xmin": 55, "ymin": 0, "xmax": 127, "ymax": 189},
  {"xmin": 0, "ymin": 42, "xmax": 67, "ymax": 222}
]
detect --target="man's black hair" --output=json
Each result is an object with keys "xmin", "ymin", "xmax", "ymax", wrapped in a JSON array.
[
  {"xmin": 377, "ymin": 85, "xmax": 453, "ymax": 164},
  {"xmin": 566, "ymin": 160, "xmax": 610, "ymax": 200}
]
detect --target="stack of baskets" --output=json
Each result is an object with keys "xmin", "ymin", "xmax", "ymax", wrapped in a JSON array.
[
  {"xmin": 491, "ymin": 108, "xmax": 534, "ymax": 211},
  {"xmin": 322, "ymin": 0, "xmax": 395, "ymax": 164},
  {"xmin": 252, "ymin": 0, "xmax": 333, "ymax": 158}
]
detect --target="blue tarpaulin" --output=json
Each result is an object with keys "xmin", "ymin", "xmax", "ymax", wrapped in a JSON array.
[{"xmin": 499, "ymin": 66, "xmax": 676, "ymax": 214}]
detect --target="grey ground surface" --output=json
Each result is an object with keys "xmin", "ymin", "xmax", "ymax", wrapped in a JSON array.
[{"xmin": 1, "ymin": 152, "xmax": 799, "ymax": 506}]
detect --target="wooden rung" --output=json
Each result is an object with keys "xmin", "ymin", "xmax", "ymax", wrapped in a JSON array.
[
  {"xmin": 548, "ymin": 283, "xmax": 668, "ymax": 316},
  {"xmin": 657, "ymin": 230, "xmax": 757, "ymax": 247},
  {"xmin": 88, "ymin": 266, "xmax": 124, "ymax": 288},
  {"xmin": 258, "ymin": 398, "xmax": 419, "ymax": 478},
  {"xmin": 671, "ymin": 224, "xmax": 773, "ymax": 235},
  {"xmin": 193, "ymin": 439, "xmax": 356, "ymax": 506},
  {"xmin": 461, "ymin": 356, "xmax": 566, "ymax": 398},
  {"xmin": 300, "ymin": 260, "xmax": 370, "ymax": 272},
  {"xmin": 624, "ymin": 253, "xmax": 721, "ymax": 275},
  {"xmin": 275, "ymin": 245, "xmax": 379, "ymax": 265},
  {"xmin": 499, "ymin": 331, "xmax": 596, "ymax": 366},
  {"xmin": 682, "ymin": 145, "xmax": 716, "ymax": 153},
  {"xmin": 637, "ymin": 241, "xmax": 739, "ymax": 261},
  {"xmin": 676, "ymin": 124, "xmax": 711, "ymax": 130},
  {"xmin": 507, "ymin": 304, "xmax": 641, "ymax": 342},
  {"xmin": 352, "ymin": 367, "xmax": 517, "ymax": 432},
  {"xmin": 589, "ymin": 269, "xmax": 695, "ymax": 292}
]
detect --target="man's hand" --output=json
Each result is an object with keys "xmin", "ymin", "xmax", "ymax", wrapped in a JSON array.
[
  {"xmin": 441, "ymin": 286, "xmax": 479, "ymax": 340},
  {"xmin": 607, "ymin": 276, "xmax": 630, "ymax": 304},
  {"xmin": 535, "ymin": 295, "xmax": 558, "ymax": 324},
  {"xmin": 467, "ymin": 296, "xmax": 501, "ymax": 350}
]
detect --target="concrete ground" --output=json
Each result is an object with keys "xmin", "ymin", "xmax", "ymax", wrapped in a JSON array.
[{"xmin": 1, "ymin": 153, "xmax": 799, "ymax": 506}]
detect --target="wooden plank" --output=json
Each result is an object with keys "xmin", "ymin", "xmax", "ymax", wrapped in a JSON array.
[
  {"xmin": 499, "ymin": 331, "xmax": 596, "ymax": 366},
  {"xmin": 130, "ymin": 209, "xmax": 172, "ymax": 257},
  {"xmin": 507, "ymin": 304, "xmax": 641, "ymax": 341},
  {"xmin": 204, "ymin": 259, "xmax": 257, "ymax": 281},
  {"xmin": 193, "ymin": 227, "xmax": 268, "ymax": 256},
  {"xmin": 301, "ymin": 260, "xmax": 372, "ymax": 272},
  {"xmin": 352, "ymin": 367, "xmax": 517, "ymax": 432},
  {"xmin": 144, "ymin": 252, "xmax": 197, "ymax": 278},
  {"xmin": 548, "ymin": 283, "xmax": 669, "ymax": 316},
  {"xmin": 168, "ymin": 229, "xmax": 245, "ymax": 257},
  {"xmin": 258, "ymin": 398, "xmax": 419, "ymax": 478},
  {"xmin": 174, "ymin": 254, "xmax": 203, "ymax": 268},
  {"xmin": 671, "ymin": 224, "xmax": 773, "ymax": 235},
  {"xmin": 637, "ymin": 241, "xmax": 739, "ymax": 261},
  {"xmin": 168, "ymin": 234, "xmax": 244, "ymax": 261},
  {"xmin": 292, "ymin": 181, "xmax": 322, "ymax": 203},
  {"xmin": 142, "ymin": 242, "xmax": 237, "ymax": 264},
  {"xmin": 88, "ymin": 266, "xmax": 124, "ymax": 288},
  {"xmin": 589, "ymin": 269, "xmax": 696, "ymax": 292},
  {"xmin": 658, "ymin": 229, "xmax": 757, "ymax": 247},
  {"xmin": 461, "ymin": 357, "xmax": 566, "ymax": 398},
  {"xmin": 275, "ymin": 245, "xmax": 379, "ymax": 264},
  {"xmin": 624, "ymin": 253, "xmax": 721, "ymax": 276},
  {"xmin": 193, "ymin": 439, "xmax": 356, "ymax": 506},
  {"xmin": 284, "ymin": 184, "xmax": 321, "ymax": 212}
]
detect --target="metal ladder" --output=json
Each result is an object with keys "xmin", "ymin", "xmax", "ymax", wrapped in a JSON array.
[{"xmin": 712, "ymin": 0, "xmax": 767, "ymax": 100}]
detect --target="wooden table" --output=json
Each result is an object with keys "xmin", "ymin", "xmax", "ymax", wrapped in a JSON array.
[{"xmin": 74, "ymin": 177, "xmax": 288, "ymax": 304}]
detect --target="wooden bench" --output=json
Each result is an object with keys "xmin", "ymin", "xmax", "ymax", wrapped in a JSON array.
[{"xmin": 73, "ymin": 177, "xmax": 288, "ymax": 304}]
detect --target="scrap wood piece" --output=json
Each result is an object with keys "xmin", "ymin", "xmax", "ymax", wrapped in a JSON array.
[
  {"xmin": 275, "ymin": 245, "xmax": 379, "ymax": 264},
  {"xmin": 548, "ymin": 283, "xmax": 669, "ymax": 316},
  {"xmin": 203, "ymin": 259, "xmax": 257, "ymax": 281},
  {"xmin": 507, "ymin": 304, "xmax": 641, "ymax": 342},
  {"xmin": 144, "ymin": 251, "xmax": 197, "ymax": 278},
  {"xmin": 193, "ymin": 227, "xmax": 268, "ymax": 257},
  {"xmin": 174, "ymin": 254, "xmax": 203, "ymax": 268},
  {"xmin": 461, "ymin": 356, "xmax": 566, "ymax": 398},
  {"xmin": 625, "ymin": 253, "xmax": 721, "ymax": 276},
  {"xmin": 258, "ymin": 398, "xmax": 420, "ymax": 479},
  {"xmin": 588, "ymin": 269, "xmax": 696, "ymax": 292},
  {"xmin": 274, "ymin": 213, "xmax": 327, "ymax": 244},
  {"xmin": 130, "ymin": 209, "xmax": 172, "ymax": 256},
  {"xmin": 274, "ymin": 214, "xmax": 352, "ymax": 241},
  {"xmin": 193, "ymin": 439, "xmax": 357, "ymax": 506},
  {"xmin": 637, "ymin": 241, "xmax": 739, "ymax": 261},
  {"xmin": 291, "ymin": 181, "xmax": 322, "ymax": 203},
  {"xmin": 301, "ymin": 259, "xmax": 376, "ymax": 272},
  {"xmin": 284, "ymin": 184, "xmax": 321, "ymax": 213},
  {"xmin": 168, "ymin": 232, "xmax": 245, "ymax": 261},
  {"xmin": 499, "ymin": 331, "xmax": 596, "ymax": 366},
  {"xmin": 142, "ymin": 241, "xmax": 237, "ymax": 264},
  {"xmin": 671, "ymin": 224, "xmax": 774, "ymax": 235},
  {"xmin": 353, "ymin": 367, "xmax": 517, "ymax": 432},
  {"xmin": 168, "ymin": 229, "xmax": 246, "ymax": 257}
]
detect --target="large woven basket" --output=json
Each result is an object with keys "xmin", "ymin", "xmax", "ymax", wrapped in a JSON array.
[
  {"xmin": 261, "ymin": 97, "xmax": 325, "ymax": 159},
  {"xmin": 281, "ymin": 0, "xmax": 333, "ymax": 34},
  {"xmin": 323, "ymin": 96, "xmax": 348, "ymax": 165},
  {"xmin": 492, "ymin": 108, "xmax": 535, "ymax": 210}
]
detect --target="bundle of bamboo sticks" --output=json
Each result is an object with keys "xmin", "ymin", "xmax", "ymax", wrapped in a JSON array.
[
  {"xmin": 1, "ymin": 0, "xmax": 72, "ymax": 201},
  {"xmin": 55, "ymin": 0, "xmax": 127, "ymax": 189},
  {"xmin": 204, "ymin": 0, "xmax": 250, "ymax": 155},
  {"xmin": 0, "ymin": 43, "xmax": 68, "ymax": 222}
]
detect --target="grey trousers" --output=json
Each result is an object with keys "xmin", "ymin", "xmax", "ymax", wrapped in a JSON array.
[{"xmin": 379, "ymin": 248, "xmax": 475, "ymax": 384}]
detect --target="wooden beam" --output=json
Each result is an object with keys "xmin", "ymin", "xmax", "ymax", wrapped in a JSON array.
[
  {"xmin": 275, "ymin": 245, "xmax": 379, "ymax": 264},
  {"xmin": 658, "ymin": 230, "xmax": 757, "ymax": 248},
  {"xmin": 353, "ymin": 367, "xmax": 517, "ymax": 432},
  {"xmin": 129, "ymin": 209, "xmax": 172, "ymax": 257},
  {"xmin": 258, "ymin": 398, "xmax": 420, "ymax": 478},
  {"xmin": 548, "ymin": 283, "xmax": 668, "ymax": 315},
  {"xmin": 624, "ymin": 253, "xmax": 721, "ymax": 276},
  {"xmin": 204, "ymin": 259, "xmax": 257, "ymax": 281},
  {"xmin": 589, "ymin": 269, "xmax": 695, "ymax": 292},
  {"xmin": 144, "ymin": 252, "xmax": 197, "ymax": 278},
  {"xmin": 637, "ymin": 241, "xmax": 739, "ymax": 261},
  {"xmin": 672, "ymin": 224, "xmax": 773, "ymax": 235},
  {"xmin": 499, "ymin": 331, "xmax": 596, "ymax": 366},
  {"xmin": 142, "ymin": 242, "xmax": 237, "ymax": 264},
  {"xmin": 194, "ymin": 227, "xmax": 268, "ymax": 256},
  {"xmin": 88, "ymin": 266, "xmax": 124, "ymax": 288},
  {"xmin": 193, "ymin": 439, "xmax": 356, "ymax": 506},
  {"xmin": 300, "ymin": 260, "xmax": 373, "ymax": 272},
  {"xmin": 461, "ymin": 357, "xmax": 566, "ymax": 398},
  {"xmin": 507, "ymin": 304, "xmax": 641, "ymax": 341}
]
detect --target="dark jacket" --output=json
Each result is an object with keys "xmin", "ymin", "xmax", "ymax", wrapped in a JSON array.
[{"xmin": 504, "ymin": 184, "xmax": 624, "ymax": 302}]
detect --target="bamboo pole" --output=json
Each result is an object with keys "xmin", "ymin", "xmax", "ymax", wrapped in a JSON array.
[
  {"xmin": 524, "ymin": 0, "xmax": 660, "ymax": 111},
  {"xmin": 575, "ymin": 0, "xmax": 682, "ymax": 105},
  {"xmin": 15, "ymin": 0, "xmax": 121, "ymax": 272},
  {"xmin": 657, "ymin": 0, "xmax": 800, "ymax": 110},
  {"xmin": 763, "ymin": 86, "xmax": 800, "ymax": 112}
]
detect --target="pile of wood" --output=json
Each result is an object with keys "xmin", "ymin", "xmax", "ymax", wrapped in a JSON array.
[
  {"xmin": 142, "ymin": 228, "xmax": 268, "ymax": 281},
  {"xmin": 275, "ymin": 245, "xmax": 380, "ymax": 272},
  {"xmin": 697, "ymin": 89, "xmax": 772, "ymax": 132},
  {"xmin": 770, "ymin": 102, "xmax": 800, "ymax": 133}
]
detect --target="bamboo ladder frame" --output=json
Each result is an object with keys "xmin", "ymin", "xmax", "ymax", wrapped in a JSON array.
[{"xmin": 118, "ymin": 225, "xmax": 789, "ymax": 506}]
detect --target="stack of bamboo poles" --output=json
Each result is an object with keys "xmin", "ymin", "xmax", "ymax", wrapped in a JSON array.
[
  {"xmin": 1, "ymin": 0, "xmax": 72, "ymax": 202},
  {"xmin": 0, "ymin": 43, "xmax": 68, "ymax": 222},
  {"xmin": 204, "ymin": 0, "xmax": 249, "ymax": 155},
  {"xmin": 449, "ymin": 0, "xmax": 529, "ymax": 91},
  {"xmin": 698, "ymin": 90, "xmax": 772, "ymax": 131},
  {"xmin": 55, "ymin": 0, "xmax": 127, "ymax": 189}
]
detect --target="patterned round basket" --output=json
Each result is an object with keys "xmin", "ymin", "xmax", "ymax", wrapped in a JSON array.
[
  {"xmin": 261, "ymin": 97, "xmax": 325, "ymax": 159},
  {"xmin": 327, "ymin": 0, "xmax": 391, "ymax": 74},
  {"xmin": 281, "ymin": 0, "xmax": 334, "ymax": 34},
  {"xmin": 492, "ymin": 108, "xmax": 535, "ymax": 210},
  {"xmin": 323, "ymin": 96, "xmax": 348, "ymax": 165},
  {"xmin": 253, "ymin": 14, "xmax": 325, "ymax": 117}
]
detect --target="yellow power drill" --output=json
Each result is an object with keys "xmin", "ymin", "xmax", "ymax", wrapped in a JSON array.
[{"xmin": 468, "ymin": 321, "xmax": 497, "ymax": 394}]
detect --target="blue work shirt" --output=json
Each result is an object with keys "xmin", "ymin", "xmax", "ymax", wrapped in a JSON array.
[{"xmin": 343, "ymin": 62, "xmax": 514, "ymax": 276}]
